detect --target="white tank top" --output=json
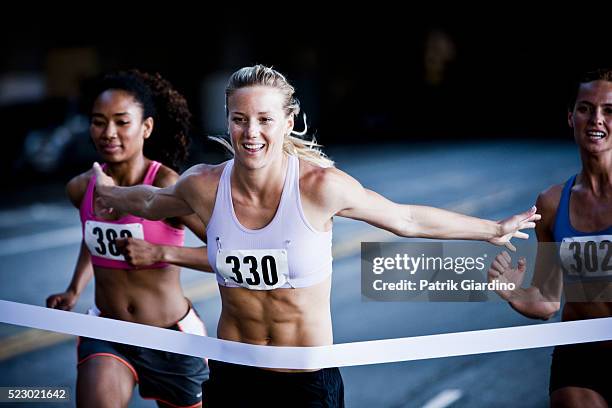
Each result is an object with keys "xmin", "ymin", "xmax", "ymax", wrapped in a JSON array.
[{"xmin": 206, "ymin": 154, "xmax": 333, "ymax": 290}]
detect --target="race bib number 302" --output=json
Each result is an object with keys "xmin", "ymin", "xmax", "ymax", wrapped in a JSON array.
[
  {"xmin": 217, "ymin": 249, "xmax": 289, "ymax": 290},
  {"xmin": 560, "ymin": 235, "xmax": 612, "ymax": 278},
  {"xmin": 84, "ymin": 221, "xmax": 144, "ymax": 261}
]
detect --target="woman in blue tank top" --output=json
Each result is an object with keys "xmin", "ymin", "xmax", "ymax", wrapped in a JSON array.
[
  {"xmin": 93, "ymin": 65, "xmax": 541, "ymax": 408},
  {"xmin": 489, "ymin": 69, "xmax": 612, "ymax": 407}
]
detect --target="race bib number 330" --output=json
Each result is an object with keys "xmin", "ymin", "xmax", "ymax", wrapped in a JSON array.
[
  {"xmin": 217, "ymin": 249, "xmax": 289, "ymax": 290},
  {"xmin": 84, "ymin": 221, "xmax": 144, "ymax": 261}
]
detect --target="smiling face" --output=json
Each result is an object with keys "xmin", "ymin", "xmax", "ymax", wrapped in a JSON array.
[
  {"xmin": 568, "ymin": 80, "xmax": 612, "ymax": 155},
  {"xmin": 227, "ymin": 86, "xmax": 294, "ymax": 170},
  {"xmin": 90, "ymin": 89, "xmax": 153, "ymax": 163}
]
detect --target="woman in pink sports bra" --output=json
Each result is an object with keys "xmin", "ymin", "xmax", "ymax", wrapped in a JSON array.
[
  {"xmin": 46, "ymin": 70, "xmax": 209, "ymax": 408},
  {"xmin": 93, "ymin": 65, "xmax": 541, "ymax": 407}
]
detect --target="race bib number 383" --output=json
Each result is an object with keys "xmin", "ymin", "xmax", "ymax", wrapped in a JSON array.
[
  {"xmin": 560, "ymin": 235, "xmax": 612, "ymax": 278},
  {"xmin": 217, "ymin": 249, "xmax": 289, "ymax": 290},
  {"xmin": 84, "ymin": 221, "xmax": 144, "ymax": 261}
]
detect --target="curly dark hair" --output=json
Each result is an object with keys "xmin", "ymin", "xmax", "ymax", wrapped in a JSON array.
[
  {"xmin": 568, "ymin": 68, "xmax": 612, "ymax": 111},
  {"xmin": 87, "ymin": 70, "xmax": 191, "ymax": 171}
]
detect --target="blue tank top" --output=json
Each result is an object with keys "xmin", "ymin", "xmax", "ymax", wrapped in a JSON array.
[{"xmin": 553, "ymin": 174, "xmax": 612, "ymax": 283}]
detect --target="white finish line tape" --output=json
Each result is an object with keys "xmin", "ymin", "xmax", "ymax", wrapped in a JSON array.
[{"xmin": 1, "ymin": 300, "xmax": 610, "ymax": 369}]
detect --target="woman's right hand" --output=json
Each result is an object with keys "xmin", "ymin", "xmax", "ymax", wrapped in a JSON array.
[
  {"xmin": 46, "ymin": 289, "xmax": 79, "ymax": 311},
  {"xmin": 488, "ymin": 251, "xmax": 527, "ymax": 301},
  {"xmin": 116, "ymin": 237, "xmax": 164, "ymax": 267}
]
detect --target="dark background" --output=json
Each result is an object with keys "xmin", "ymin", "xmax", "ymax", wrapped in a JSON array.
[
  {"xmin": 1, "ymin": 17, "xmax": 610, "ymax": 193},
  {"xmin": 0, "ymin": 16, "xmax": 607, "ymax": 407}
]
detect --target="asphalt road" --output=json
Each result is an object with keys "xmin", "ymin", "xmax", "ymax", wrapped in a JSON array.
[{"xmin": 0, "ymin": 140, "xmax": 581, "ymax": 407}]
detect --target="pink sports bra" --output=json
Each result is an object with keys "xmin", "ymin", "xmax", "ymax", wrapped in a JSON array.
[{"xmin": 80, "ymin": 161, "xmax": 184, "ymax": 269}]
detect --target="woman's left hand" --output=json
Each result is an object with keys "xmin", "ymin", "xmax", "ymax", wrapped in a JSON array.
[{"xmin": 489, "ymin": 206, "xmax": 541, "ymax": 251}]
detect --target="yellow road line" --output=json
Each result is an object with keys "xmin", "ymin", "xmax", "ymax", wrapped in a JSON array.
[{"xmin": 0, "ymin": 330, "xmax": 73, "ymax": 361}]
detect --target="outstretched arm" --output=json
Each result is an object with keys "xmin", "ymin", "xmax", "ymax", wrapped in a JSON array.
[
  {"xmin": 116, "ymin": 239, "xmax": 212, "ymax": 272},
  {"xmin": 488, "ymin": 191, "xmax": 562, "ymax": 319},
  {"xmin": 326, "ymin": 168, "xmax": 540, "ymax": 249},
  {"xmin": 93, "ymin": 162, "xmax": 196, "ymax": 220},
  {"xmin": 107, "ymin": 164, "xmax": 214, "ymax": 272},
  {"xmin": 116, "ymin": 213, "xmax": 213, "ymax": 272}
]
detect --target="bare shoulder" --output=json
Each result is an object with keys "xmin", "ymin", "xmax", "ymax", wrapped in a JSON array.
[
  {"xmin": 174, "ymin": 162, "xmax": 228, "ymax": 205},
  {"xmin": 535, "ymin": 182, "xmax": 564, "ymax": 239},
  {"xmin": 66, "ymin": 169, "xmax": 93, "ymax": 208},
  {"xmin": 299, "ymin": 159, "xmax": 359, "ymax": 209},
  {"xmin": 181, "ymin": 162, "xmax": 226, "ymax": 179},
  {"xmin": 536, "ymin": 183, "xmax": 564, "ymax": 220},
  {"xmin": 179, "ymin": 162, "xmax": 226, "ymax": 188},
  {"xmin": 152, "ymin": 164, "xmax": 179, "ymax": 188}
]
